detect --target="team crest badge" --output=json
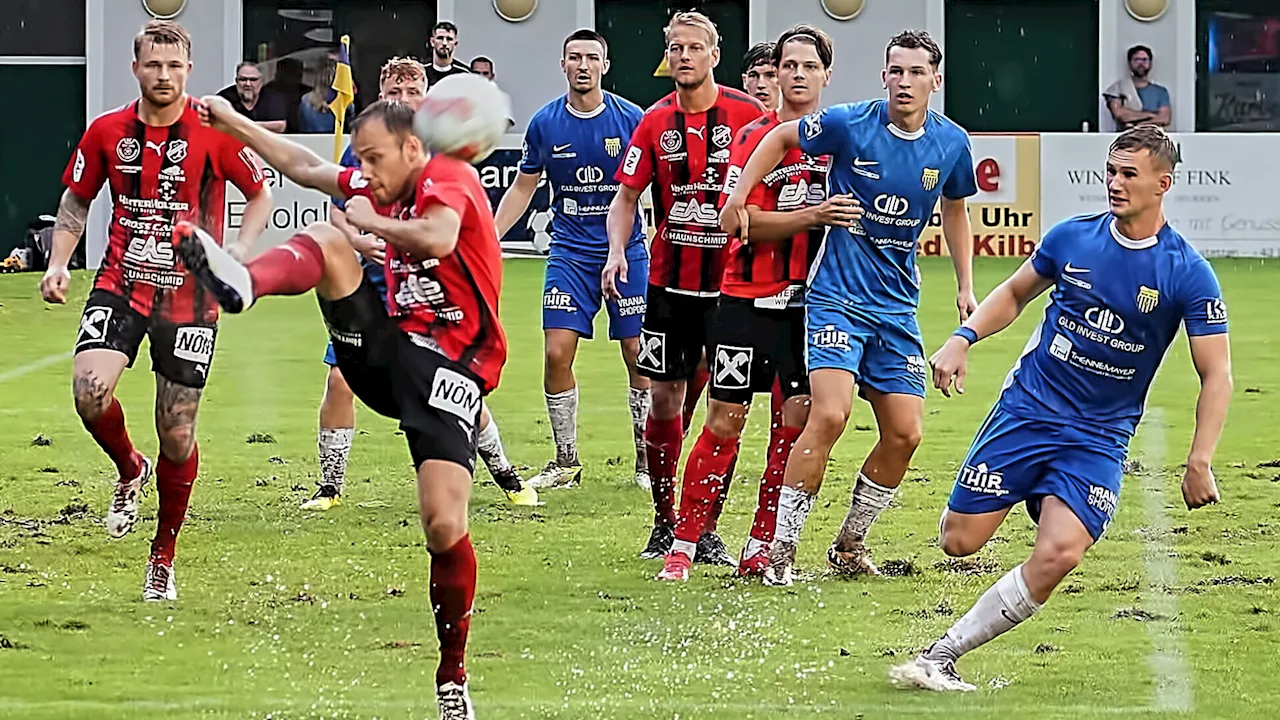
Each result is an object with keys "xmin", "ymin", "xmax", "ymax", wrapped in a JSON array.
[
  {"xmin": 921, "ymin": 168, "xmax": 939, "ymax": 191},
  {"xmin": 659, "ymin": 129, "xmax": 682, "ymax": 154},
  {"xmin": 166, "ymin": 139, "xmax": 188, "ymax": 164},
  {"xmin": 604, "ymin": 137, "xmax": 622, "ymax": 157},
  {"xmin": 1136, "ymin": 286, "xmax": 1160, "ymax": 313}
]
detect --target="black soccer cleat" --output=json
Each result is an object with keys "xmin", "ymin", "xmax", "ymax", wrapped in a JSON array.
[
  {"xmin": 173, "ymin": 221, "xmax": 253, "ymax": 313},
  {"xmin": 639, "ymin": 524, "xmax": 675, "ymax": 560},
  {"xmin": 694, "ymin": 530, "xmax": 736, "ymax": 567}
]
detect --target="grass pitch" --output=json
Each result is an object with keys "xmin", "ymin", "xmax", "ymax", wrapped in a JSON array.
[{"xmin": 0, "ymin": 258, "xmax": 1277, "ymax": 719}]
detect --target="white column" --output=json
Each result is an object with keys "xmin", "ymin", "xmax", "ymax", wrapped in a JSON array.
[
  {"xmin": 926, "ymin": 0, "xmax": 945, "ymax": 112},
  {"xmin": 85, "ymin": 0, "xmax": 108, "ymax": 268},
  {"xmin": 575, "ymin": 0, "xmax": 594, "ymax": 29}
]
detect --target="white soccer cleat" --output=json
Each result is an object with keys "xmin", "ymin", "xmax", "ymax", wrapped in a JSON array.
[
  {"xmin": 634, "ymin": 469, "xmax": 652, "ymax": 491},
  {"xmin": 142, "ymin": 559, "xmax": 177, "ymax": 602},
  {"xmin": 173, "ymin": 221, "xmax": 255, "ymax": 313},
  {"xmin": 106, "ymin": 456, "xmax": 152, "ymax": 539},
  {"xmin": 827, "ymin": 542, "xmax": 880, "ymax": 577},
  {"xmin": 436, "ymin": 681, "xmax": 476, "ymax": 720},
  {"xmin": 528, "ymin": 461, "xmax": 582, "ymax": 490},
  {"xmin": 890, "ymin": 654, "xmax": 977, "ymax": 692},
  {"xmin": 762, "ymin": 539, "xmax": 797, "ymax": 587}
]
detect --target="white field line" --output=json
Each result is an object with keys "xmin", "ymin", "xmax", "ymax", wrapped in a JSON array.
[{"xmin": 0, "ymin": 351, "xmax": 72, "ymax": 384}]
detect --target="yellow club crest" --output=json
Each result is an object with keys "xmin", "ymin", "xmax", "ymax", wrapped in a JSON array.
[{"xmin": 1136, "ymin": 285, "xmax": 1160, "ymax": 313}]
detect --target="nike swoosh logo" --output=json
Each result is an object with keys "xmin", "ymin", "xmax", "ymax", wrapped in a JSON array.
[
  {"xmin": 1064, "ymin": 263, "xmax": 1090, "ymax": 273},
  {"xmin": 853, "ymin": 158, "xmax": 878, "ymax": 167},
  {"xmin": 553, "ymin": 144, "xmax": 572, "ymax": 152}
]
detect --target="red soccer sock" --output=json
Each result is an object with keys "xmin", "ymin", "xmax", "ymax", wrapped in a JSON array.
[
  {"xmin": 150, "ymin": 443, "xmax": 198, "ymax": 565},
  {"xmin": 705, "ymin": 454, "xmax": 735, "ymax": 533},
  {"xmin": 245, "ymin": 233, "xmax": 324, "ymax": 297},
  {"xmin": 645, "ymin": 414, "xmax": 685, "ymax": 527},
  {"xmin": 752, "ymin": 425, "xmax": 800, "ymax": 544},
  {"xmin": 83, "ymin": 398, "xmax": 142, "ymax": 480},
  {"xmin": 430, "ymin": 534, "xmax": 477, "ymax": 687},
  {"xmin": 682, "ymin": 367, "xmax": 710, "ymax": 436},
  {"xmin": 673, "ymin": 428, "xmax": 741, "ymax": 547}
]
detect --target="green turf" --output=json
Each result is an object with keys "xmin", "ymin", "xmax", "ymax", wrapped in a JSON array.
[{"xmin": 0, "ymin": 258, "xmax": 1277, "ymax": 719}]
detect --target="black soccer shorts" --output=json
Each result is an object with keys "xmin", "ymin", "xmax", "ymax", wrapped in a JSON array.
[
  {"xmin": 636, "ymin": 284, "xmax": 717, "ymax": 382},
  {"xmin": 75, "ymin": 289, "xmax": 217, "ymax": 389},
  {"xmin": 707, "ymin": 296, "xmax": 809, "ymax": 405}
]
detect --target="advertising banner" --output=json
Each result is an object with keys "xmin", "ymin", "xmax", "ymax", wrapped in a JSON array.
[
  {"xmin": 1040, "ymin": 133, "xmax": 1280, "ymax": 257},
  {"xmin": 917, "ymin": 134, "xmax": 1041, "ymax": 258}
]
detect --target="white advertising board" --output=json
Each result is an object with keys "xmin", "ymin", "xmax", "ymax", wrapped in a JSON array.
[{"xmin": 1040, "ymin": 133, "xmax": 1280, "ymax": 257}]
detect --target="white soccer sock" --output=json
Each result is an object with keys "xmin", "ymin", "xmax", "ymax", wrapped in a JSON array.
[
  {"xmin": 317, "ymin": 427, "xmax": 354, "ymax": 494},
  {"xmin": 545, "ymin": 388, "xmax": 579, "ymax": 467},
  {"xmin": 774, "ymin": 485, "xmax": 817, "ymax": 545},
  {"xmin": 671, "ymin": 538, "xmax": 697, "ymax": 560},
  {"xmin": 833, "ymin": 473, "xmax": 897, "ymax": 549},
  {"xmin": 628, "ymin": 386, "xmax": 651, "ymax": 473},
  {"xmin": 927, "ymin": 564, "xmax": 1043, "ymax": 663},
  {"xmin": 476, "ymin": 418, "xmax": 513, "ymax": 476}
]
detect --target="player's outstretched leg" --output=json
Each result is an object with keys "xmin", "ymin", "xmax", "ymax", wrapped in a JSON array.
[
  {"xmin": 893, "ymin": 498, "xmax": 1090, "ymax": 691},
  {"xmin": 307, "ymin": 361, "xmax": 355, "ymax": 511},
  {"xmin": 72, "ymin": 349, "xmax": 152, "ymax": 539},
  {"xmin": 530, "ymin": 328, "xmax": 584, "ymax": 490},
  {"xmin": 657, "ymin": 399, "xmax": 745, "ymax": 581},
  {"xmin": 764, "ymin": 369, "xmax": 855, "ymax": 586},
  {"xmin": 477, "ymin": 403, "xmax": 538, "ymax": 505},
  {"xmin": 145, "ymin": 374, "xmax": 202, "ymax": 602},
  {"xmin": 827, "ymin": 389, "xmax": 923, "ymax": 577}
]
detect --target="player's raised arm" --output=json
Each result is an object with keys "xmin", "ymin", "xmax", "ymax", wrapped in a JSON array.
[
  {"xmin": 347, "ymin": 195, "xmax": 460, "ymax": 260},
  {"xmin": 928, "ymin": 259, "xmax": 1054, "ymax": 397},
  {"xmin": 720, "ymin": 120, "xmax": 798, "ymax": 237},
  {"xmin": 197, "ymin": 94, "xmax": 343, "ymax": 198}
]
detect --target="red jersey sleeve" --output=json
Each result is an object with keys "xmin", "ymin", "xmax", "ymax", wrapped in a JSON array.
[
  {"xmin": 721, "ymin": 117, "xmax": 775, "ymax": 210},
  {"xmin": 615, "ymin": 113, "xmax": 655, "ymax": 191},
  {"xmin": 414, "ymin": 177, "xmax": 474, "ymax": 220},
  {"xmin": 337, "ymin": 166, "xmax": 372, "ymax": 200},
  {"xmin": 62, "ymin": 118, "xmax": 108, "ymax": 202},
  {"xmin": 217, "ymin": 135, "xmax": 266, "ymax": 196}
]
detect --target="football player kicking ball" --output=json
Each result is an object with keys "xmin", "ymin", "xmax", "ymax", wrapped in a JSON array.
[
  {"xmin": 40, "ymin": 20, "xmax": 271, "ymax": 601},
  {"xmin": 722, "ymin": 30, "xmax": 978, "ymax": 585},
  {"xmin": 494, "ymin": 29, "xmax": 651, "ymax": 492},
  {"xmin": 658, "ymin": 25, "xmax": 858, "ymax": 581},
  {"xmin": 606, "ymin": 11, "xmax": 765, "ymax": 562},
  {"xmin": 892, "ymin": 125, "xmax": 1232, "ymax": 691},
  {"xmin": 178, "ymin": 98, "xmax": 501, "ymax": 718},
  {"xmin": 310, "ymin": 57, "xmax": 534, "ymax": 510}
]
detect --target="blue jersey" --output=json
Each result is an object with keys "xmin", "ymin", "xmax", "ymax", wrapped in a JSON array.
[
  {"xmin": 521, "ymin": 92, "xmax": 646, "ymax": 261},
  {"xmin": 998, "ymin": 212, "xmax": 1229, "ymax": 438},
  {"xmin": 799, "ymin": 100, "xmax": 976, "ymax": 314}
]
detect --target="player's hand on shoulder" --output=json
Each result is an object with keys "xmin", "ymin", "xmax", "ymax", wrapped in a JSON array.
[
  {"xmin": 344, "ymin": 196, "xmax": 377, "ymax": 231},
  {"xmin": 601, "ymin": 252, "xmax": 628, "ymax": 300},
  {"xmin": 39, "ymin": 265, "xmax": 70, "ymax": 304},
  {"xmin": 1181, "ymin": 461, "xmax": 1221, "ymax": 510},
  {"xmin": 928, "ymin": 335, "xmax": 970, "ymax": 398},
  {"xmin": 195, "ymin": 95, "xmax": 235, "ymax": 129},
  {"xmin": 352, "ymin": 234, "xmax": 387, "ymax": 265},
  {"xmin": 814, "ymin": 194, "xmax": 862, "ymax": 228}
]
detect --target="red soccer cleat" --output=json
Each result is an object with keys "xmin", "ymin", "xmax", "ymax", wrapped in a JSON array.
[{"xmin": 655, "ymin": 551, "xmax": 692, "ymax": 582}]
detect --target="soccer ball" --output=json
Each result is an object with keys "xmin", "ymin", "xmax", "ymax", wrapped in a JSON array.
[
  {"xmin": 412, "ymin": 74, "xmax": 511, "ymax": 164},
  {"xmin": 527, "ymin": 209, "xmax": 553, "ymax": 254}
]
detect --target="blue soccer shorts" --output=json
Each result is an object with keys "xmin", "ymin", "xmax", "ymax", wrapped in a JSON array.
[
  {"xmin": 804, "ymin": 299, "xmax": 927, "ymax": 397},
  {"xmin": 542, "ymin": 251, "xmax": 648, "ymax": 340},
  {"xmin": 947, "ymin": 404, "xmax": 1128, "ymax": 541}
]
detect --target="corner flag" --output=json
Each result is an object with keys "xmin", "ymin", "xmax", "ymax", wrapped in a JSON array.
[{"xmin": 329, "ymin": 35, "xmax": 355, "ymax": 162}]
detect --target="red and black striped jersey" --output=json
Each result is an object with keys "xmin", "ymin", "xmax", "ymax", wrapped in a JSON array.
[
  {"xmin": 615, "ymin": 86, "xmax": 764, "ymax": 295},
  {"xmin": 719, "ymin": 111, "xmax": 831, "ymax": 305},
  {"xmin": 338, "ymin": 154, "xmax": 507, "ymax": 393},
  {"xmin": 62, "ymin": 98, "xmax": 265, "ymax": 323}
]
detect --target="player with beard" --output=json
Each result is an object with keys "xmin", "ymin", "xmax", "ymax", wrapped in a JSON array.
[
  {"xmin": 658, "ymin": 26, "xmax": 857, "ymax": 581},
  {"xmin": 39, "ymin": 20, "xmax": 271, "ymax": 601},
  {"xmin": 426, "ymin": 21, "xmax": 472, "ymax": 87},
  {"xmin": 722, "ymin": 30, "xmax": 978, "ymax": 585},
  {"xmin": 177, "ymin": 97, "xmax": 505, "ymax": 718},
  {"xmin": 494, "ymin": 29, "xmax": 651, "ymax": 492},
  {"xmin": 607, "ymin": 11, "xmax": 765, "ymax": 562},
  {"xmin": 309, "ymin": 56, "xmax": 535, "ymax": 511}
]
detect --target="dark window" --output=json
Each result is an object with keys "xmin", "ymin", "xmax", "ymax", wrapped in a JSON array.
[
  {"xmin": 1197, "ymin": 0, "xmax": 1280, "ymax": 131},
  {"xmin": 0, "ymin": 0, "xmax": 87, "ymax": 56}
]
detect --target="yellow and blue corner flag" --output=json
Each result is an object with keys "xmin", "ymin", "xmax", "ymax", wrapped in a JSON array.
[{"xmin": 328, "ymin": 35, "xmax": 355, "ymax": 162}]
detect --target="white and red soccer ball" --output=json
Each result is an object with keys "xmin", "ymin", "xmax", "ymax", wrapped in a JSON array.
[{"xmin": 412, "ymin": 73, "xmax": 511, "ymax": 164}]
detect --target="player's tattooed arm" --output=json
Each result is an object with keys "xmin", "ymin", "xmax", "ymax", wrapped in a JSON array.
[
  {"xmin": 50, "ymin": 189, "xmax": 91, "ymax": 263},
  {"xmin": 197, "ymin": 95, "xmax": 343, "ymax": 197},
  {"xmin": 493, "ymin": 171, "xmax": 541, "ymax": 237}
]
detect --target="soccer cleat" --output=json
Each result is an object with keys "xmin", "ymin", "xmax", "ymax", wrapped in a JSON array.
[
  {"xmin": 639, "ymin": 524, "xmax": 674, "ymax": 560},
  {"xmin": 694, "ymin": 531, "xmax": 736, "ymax": 567},
  {"xmin": 106, "ymin": 455, "xmax": 152, "ymax": 539},
  {"xmin": 528, "ymin": 461, "xmax": 582, "ymax": 490},
  {"xmin": 827, "ymin": 542, "xmax": 880, "ymax": 577},
  {"xmin": 889, "ymin": 653, "xmax": 977, "ymax": 692},
  {"xmin": 762, "ymin": 539, "xmax": 797, "ymax": 587},
  {"xmin": 655, "ymin": 551, "xmax": 692, "ymax": 582},
  {"xmin": 173, "ymin": 221, "xmax": 254, "ymax": 313},
  {"xmin": 301, "ymin": 485, "xmax": 342, "ymax": 511},
  {"xmin": 436, "ymin": 681, "xmax": 476, "ymax": 720},
  {"xmin": 737, "ymin": 547, "xmax": 770, "ymax": 578},
  {"xmin": 142, "ymin": 558, "xmax": 177, "ymax": 602},
  {"xmin": 634, "ymin": 469, "xmax": 652, "ymax": 491}
]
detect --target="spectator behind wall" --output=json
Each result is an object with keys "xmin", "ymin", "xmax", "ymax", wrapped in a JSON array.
[
  {"xmin": 1104, "ymin": 45, "xmax": 1171, "ymax": 130},
  {"xmin": 298, "ymin": 58, "xmax": 356, "ymax": 134},
  {"xmin": 217, "ymin": 61, "xmax": 288, "ymax": 133}
]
